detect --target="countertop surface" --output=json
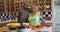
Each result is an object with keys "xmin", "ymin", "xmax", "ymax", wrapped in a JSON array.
[
  {"xmin": 29, "ymin": 26, "xmax": 52, "ymax": 32},
  {"xmin": 0, "ymin": 26, "xmax": 52, "ymax": 32}
]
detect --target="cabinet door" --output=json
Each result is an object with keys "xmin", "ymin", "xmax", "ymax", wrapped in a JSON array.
[
  {"xmin": 16, "ymin": 0, "xmax": 19, "ymax": 13},
  {"xmin": 45, "ymin": 0, "xmax": 52, "ymax": 12},
  {"xmin": 0, "ymin": 0, "xmax": 4, "ymax": 13},
  {"xmin": 6, "ymin": 0, "xmax": 9, "ymax": 13},
  {"xmin": 39, "ymin": 0, "xmax": 44, "ymax": 12},
  {"xmin": 10, "ymin": 0, "xmax": 14, "ymax": 13}
]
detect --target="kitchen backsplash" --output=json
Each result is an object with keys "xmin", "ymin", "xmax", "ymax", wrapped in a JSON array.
[
  {"xmin": 0, "ymin": 12, "xmax": 52, "ymax": 22},
  {"xmin": 41, "ymin": 12, "xmax": 52, "ymax": 21},
  {"xmin": 0, "ymin": 13, "xmax": 17, "ymax": 21}
]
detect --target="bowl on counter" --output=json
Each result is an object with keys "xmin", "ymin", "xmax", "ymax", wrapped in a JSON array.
[{"xmin": 6, "ymin": 23, "xmax": 20, "ymax": 30}]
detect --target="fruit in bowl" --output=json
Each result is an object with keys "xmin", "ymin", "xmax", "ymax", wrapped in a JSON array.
[
  {"xmin": 35, "ymin": 25, "xmax": 41, "ymax": 28},
  {"xmin": 18, "ymin": 25, "xmax": 28, "ymax": 32},
  {"xmin": 7, "ymin": 23, "xmax": 20, "ymax": 27},
  {"xmin": 27, "ymin": 26, "xmax": 32, "ymax": 28},
  {"xmin": 34, "ymin": 24, "xmax": 38, "ymax": 27},
  {"xmin": 18, "ymin": 25, "xmax": 26, "ymax": 29},
  {"xmin": 34, "ymin": 24, "xmax": 41, "ymax": 28},
  {"xmin": 7, "ymin": 23, "xmax": 20, "ymax": 30}
]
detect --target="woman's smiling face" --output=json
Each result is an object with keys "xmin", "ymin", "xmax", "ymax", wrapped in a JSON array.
[
  {"xmin": 31, "ymin": 5, "xmax": 38, "ymax": 13},
  {"xmin": 31, "ymin": 6, "xmax": 37, "ymax": 13}
]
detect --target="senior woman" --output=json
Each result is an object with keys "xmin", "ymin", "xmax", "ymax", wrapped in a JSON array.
[{"xmin": 28, "ymin": 5, "xmax": 48, "ymax": 27}]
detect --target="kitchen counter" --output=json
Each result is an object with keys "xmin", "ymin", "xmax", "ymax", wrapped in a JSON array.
[
  {"xmin": 29, "ymin": 26, "xmax": 52, "ymax": 32},
  {"xmin": 0, "ymin": 26, "xmax": 52, "ymax": 32},
  {"xmin": 0, "ymin": 26, "xmax": 8, "ymax": 32},
  {"xmin": 0, "ymin": 22, "xmax": 52, "ymax": 32}
]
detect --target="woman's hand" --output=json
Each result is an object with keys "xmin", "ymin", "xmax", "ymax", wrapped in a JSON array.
[{"xmin": 40, "ymin": 18, "xmax": 49, "ymax": 27}]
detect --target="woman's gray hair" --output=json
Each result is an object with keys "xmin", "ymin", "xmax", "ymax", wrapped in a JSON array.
[{"xmin": 32, "ymin": 5, "xmax": 38, "ymax": 11}]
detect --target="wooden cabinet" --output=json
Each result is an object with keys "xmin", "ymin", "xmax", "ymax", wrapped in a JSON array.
[
  {"xmin": 30, "ymin": 0, "xmax": 52, "ymax": 12},
  {"xmin": 0, "ymin": 0, "xmax": 52, "ymax": 13},
  {"xmin": 0, "ymin": 0, "xmax": 4, "ymax": 13}
]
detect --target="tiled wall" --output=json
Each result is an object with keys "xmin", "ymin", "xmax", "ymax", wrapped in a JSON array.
[
  {"xmin": 0, "ymin": 13, "xmax": 17, "ymax": 21},
  {"xmin": 41, "ymin": 12, "xmax": 52, "ymax": 21},
  {"xmin": 0, "ymin": 12, "xmax": 52, "ymax": 22}
]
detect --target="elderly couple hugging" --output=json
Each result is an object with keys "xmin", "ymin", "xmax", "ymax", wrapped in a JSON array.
[{"xmin": 18, "ymin": 2, "xmax": 48, "ymax": 27}]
